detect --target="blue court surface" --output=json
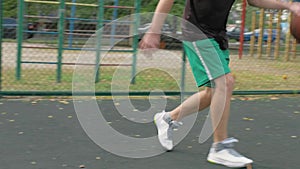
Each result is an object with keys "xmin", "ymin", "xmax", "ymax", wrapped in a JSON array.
[{"xmin": 0, "ymin": 96, "xmax": 299, "ymax": 169}]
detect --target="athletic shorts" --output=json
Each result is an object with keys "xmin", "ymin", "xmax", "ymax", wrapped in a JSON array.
[{"xmin": 183, "ymin": 39, "xmax": 231, "ymax": 87}]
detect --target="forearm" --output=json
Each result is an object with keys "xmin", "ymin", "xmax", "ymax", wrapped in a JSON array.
[
  {"xmin": 148, "ymin": 0, "xmax": 175, "ymax": 33},
  {"xmin": 247, "ymin": 0, "xmax": 292, "ymax": 10}
]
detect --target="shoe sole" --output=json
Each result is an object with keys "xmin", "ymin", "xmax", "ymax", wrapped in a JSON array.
[{"xmin": 207, "ymin": 157, "xmax": 252, "ymax": 168}]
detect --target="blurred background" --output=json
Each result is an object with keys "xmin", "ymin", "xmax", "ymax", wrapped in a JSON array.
[{"xmin": 0, "ymin": 0, "xmax": 299, "ymax": 95}]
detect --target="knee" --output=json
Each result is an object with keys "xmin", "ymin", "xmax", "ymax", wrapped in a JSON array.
[
  {"xmin": 225, "ymin": 73, "xmax": 235, "ymax": 91},
  {"xmin": 203, "ymin": 87, "xmax": 213, "ymax": 99},
  {"xmin": 214, "ymin": 73, "xmax": 235, "ymax": 92}
]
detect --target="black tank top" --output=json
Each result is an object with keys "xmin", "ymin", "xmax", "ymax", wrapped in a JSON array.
[{"xmin": 182, "ymin": 0, "xmax": 235, "ymax": 49}]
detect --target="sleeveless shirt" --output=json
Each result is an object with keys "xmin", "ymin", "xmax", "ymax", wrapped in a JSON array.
[{"xmin": 182, "ymin": 0, "xmax": 236, "ymax": 49}]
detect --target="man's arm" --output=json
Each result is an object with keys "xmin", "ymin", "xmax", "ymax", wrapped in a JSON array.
[
  {"xmin": 139, "ymin": 0, "xmax": 174, "ymax": 49},
  {"xmin": 147, "ymin": 0, "xmax": 175, "ymax": 33},
  {"xmin": 247, "ymin": 0, "xmax": 300, "ymax": 15}
]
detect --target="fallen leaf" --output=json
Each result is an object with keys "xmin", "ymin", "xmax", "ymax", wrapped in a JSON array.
[
  {"xmin": 243, "ymin": 117, "xmax": 254, "ymax": 121},
  {"xmin": 240, "ymin": 97, "xmax": 249, "ymax": 101},
  {"xmin": 59, "ymin": 100, "xmax": 69, "ymax": 105},
  {"xmin": 270, "ymin": 97, "xmax": 279, "ymax": 100}
]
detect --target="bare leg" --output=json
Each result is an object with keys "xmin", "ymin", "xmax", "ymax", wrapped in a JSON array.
[
  {"xmin": 168, "ymin": 73, "xmax": 234, "ymax": 143},
  {"xmin": 210, "ymin": 73, "xmax": 234, "ymax": 142},
  {"xmin": 169, "ymin": 87, "xmax": 212, "ymax": 121}
]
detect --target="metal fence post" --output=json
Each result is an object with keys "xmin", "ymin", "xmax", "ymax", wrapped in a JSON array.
[
  {"xmin": 68, "ymin": 0, "xmax": 76, "ymax": 48},
  {"xmin": 180, "ymin": 50, "xmax": 186, "ymax": 100},
  {"xmin": 284, "ymin": 8, "xmax": 292, "ymax": 61},
  {"xmin": 238, "ymin": 0, "xmax": 247, "ymax": 59},
  {"xmin": 0, "ymin": 0, "xmax": 3, "ymax": 90},
  {"xmin": 274, "ymin": 10, "xmax": 282, "ymax": 59},
  {"xmin": 17, "ymin": 0, "xmax": 24, "ymax": 80},
  {"xmin": 95, "ymin": 0, "xmax": 104, "ymax": 83},
  {"xmin": 110, "ymin": 0, "xmax": 118, "ymax": 46},
  {"xmin": 57, "ymin": 0, "xmax": 65, "ymax": 83},
  {"xmin": 131, "ymin": 0, "xmax": 140, "ymax": 84},
  {"xmin": 249, "ymin": 11, "xmax": 256, "ymax": 57},
  {"xmin": 257, "ymin": 9, "xmax": 265, "ymax": 59}
]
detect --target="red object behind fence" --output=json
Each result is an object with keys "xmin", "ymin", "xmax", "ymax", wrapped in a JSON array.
[{"xmin": 290, "ymin": 13, "xmax": 300, "ymax": 43}]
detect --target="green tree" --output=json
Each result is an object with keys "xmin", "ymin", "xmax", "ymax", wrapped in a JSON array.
[
  {"xmin": 140, "ymin": 0, "xmax": 185, "ymax": 16},
  {"xmin": 3, "ymin": 0, "xmax": 17, "ymax": 18}
]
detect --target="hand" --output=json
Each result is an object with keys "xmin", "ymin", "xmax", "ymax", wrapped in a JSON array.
[
  {"xmin": 289, "ymin": 2, "xmax": 300, "ymax": 16},
  {"xmin": 139, "ymin": 32, "xmax": 161, "ymax": 58}
]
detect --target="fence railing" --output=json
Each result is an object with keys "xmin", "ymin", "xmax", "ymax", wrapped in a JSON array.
[{"xmin": 0, "ymin": 0, "xmax": 299, "ymax": 96}]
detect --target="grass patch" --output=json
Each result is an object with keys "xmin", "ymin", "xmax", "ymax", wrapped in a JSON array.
[
  {"xmin": 1, "ymin": 55, "xmax": 300, "ymax": 92},
  {"xmin": 1, "ymin": 67, "xmax": 180, "ymax": 91}
]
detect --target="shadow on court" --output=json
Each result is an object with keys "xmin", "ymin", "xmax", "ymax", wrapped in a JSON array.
[{"xmin": 0, "ymin": 96, "xmax": 299, "ymax": 169}]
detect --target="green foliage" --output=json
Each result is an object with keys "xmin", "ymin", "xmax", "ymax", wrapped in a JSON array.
[
  {"xmin": 140, "ymin": 0, "xmax": 185, "ymax": 16},
  {"xmin": 3, "ymin": 0, "xmax": 17, "ymax": 18},
  {"xmin": 171, "ymin": 2, "xmax": 185, "ymax": 17},
  {"xmin": 1, "ymin": 0, "xmax": 263, "ymax": 30}
]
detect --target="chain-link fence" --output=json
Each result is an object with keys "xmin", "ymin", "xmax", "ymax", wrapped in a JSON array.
[
  {"xmin": 0, "ymin": 0, "xmax": 299, "ymax": 95},
  {"xmin": 228, "ymin": 2, "xmax": 300, "ymax": 93}
]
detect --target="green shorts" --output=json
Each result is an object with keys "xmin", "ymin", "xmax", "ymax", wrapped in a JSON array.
[{"xmin": 183, "ymin": 39, "xmax": 231, "ymax": 87}]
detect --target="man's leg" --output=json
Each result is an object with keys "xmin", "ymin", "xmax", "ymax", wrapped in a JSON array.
[
  {"xmin": 154, "ymin": 87, "xmax": 212, "ymax": 150},
  {"xmin": 210, "ymin": 73, "xmax": 234, "ymax": 142},
  {"xmin": 154, "ymin": 73, "xmax": 229, "ymax": 150},
  {"xmin": 155, "ymin": 73, "xmax": 253, "ymax": 167},
  {"xmin": 207, "ymin": 73, "xmax": 253, "ymax": 168},
  {"xmin": 169, "ymin": 87, "xmax": 212, "ymax": 121},
  {"xmin": 168, "ymin": 73, "xmax": 233, "ymax": 143}
]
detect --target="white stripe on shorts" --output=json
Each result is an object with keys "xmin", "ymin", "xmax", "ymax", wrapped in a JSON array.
[{"xmin": 192, "ymin": 42, "xmax": 213, "ymax": 80}]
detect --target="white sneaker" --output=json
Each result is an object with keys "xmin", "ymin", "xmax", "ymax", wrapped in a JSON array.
[
  {"xmin": 154, "ymin": 111, "xmax": 182, "ymax": 151},
  {"xmin": 207, "ymin": 138, "xmax": 253, "ymax": 168}
]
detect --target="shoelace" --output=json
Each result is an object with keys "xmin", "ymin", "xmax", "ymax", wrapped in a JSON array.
[
  {"xmin": 163, "ymin": 113, "xmax": 183, "ymax": 130},
  {"xmin": 215, "ymin": 137, "xmax": 239, "ymax": 152},
  {"xmin": 162, "ymin": 114, "xmax": 183, "ymax": 140},
  {"xmin": 166, "ymin": 120, "xmax": 183, "ymax": 140},
  {"xmin": 214, "ymin": 137, "xmax": 244, "ymax": 157},
  {"xmin": 169, "ymin": 120, "xmax": 183, "ymax": 130}
]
